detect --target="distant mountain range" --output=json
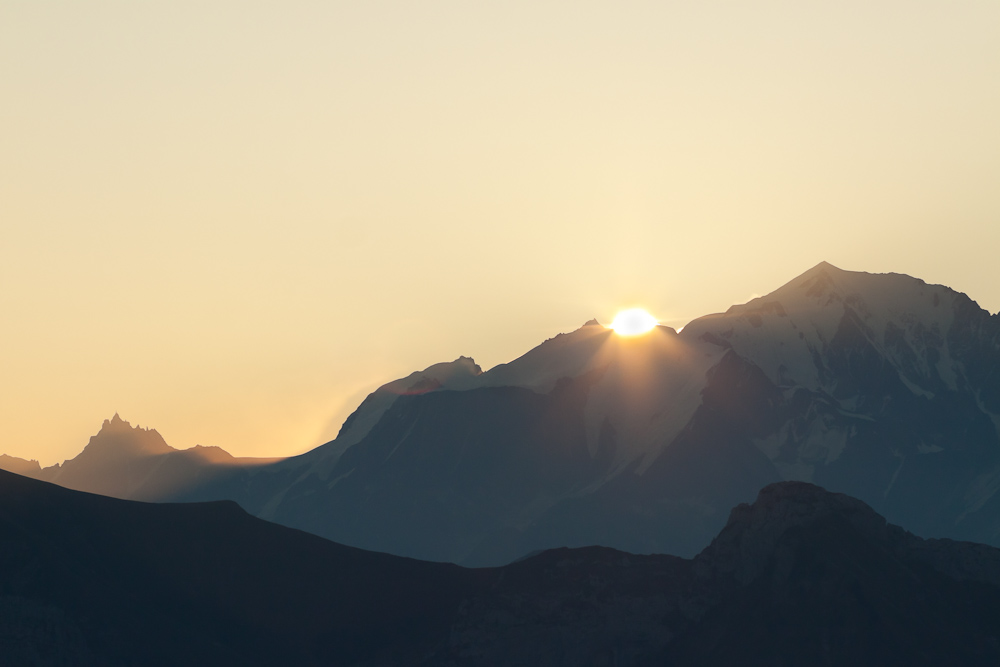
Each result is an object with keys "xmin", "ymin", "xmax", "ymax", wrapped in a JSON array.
[
  {"xmin": 3, "ymin": 468, "xmax": 1000, "ymax": 666},
  {"xmin": 4, "ymin": 261, "xmax": 1000, "ymax": 566},
  {"xmin": 1, "ymin": 414, "xmax": 281, "ymax": 502}
]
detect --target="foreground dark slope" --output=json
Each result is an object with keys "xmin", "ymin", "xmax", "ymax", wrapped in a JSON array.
[
  {"xmin": 0, "ymin": 468, "xmax": 482, "ymax": 666},
  {"xmin": 3, "ymin": 469, "xmax": 1000, "ymax": 666},
  {"xmin": 669, "ymin": 483, "xmax": 1000, "ymax": 666}
]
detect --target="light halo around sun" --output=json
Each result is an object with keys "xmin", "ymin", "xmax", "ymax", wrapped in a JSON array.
[{"xmin": 610, "ymin": 308, "xmax": 659, "ymax": 336}]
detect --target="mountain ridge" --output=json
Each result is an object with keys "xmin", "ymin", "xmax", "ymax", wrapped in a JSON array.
[
  {"xmin": 2, "ymin": 414, "xmax": 279, "ymax": 502},
  {"xmin": 4, "ymin": 261, "xmax": 1000, "ymax": 565}
]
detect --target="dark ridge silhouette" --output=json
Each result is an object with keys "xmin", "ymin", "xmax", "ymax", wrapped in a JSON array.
[
  {"xmin": 2, "ymin": 469, "xmax": 1000, "ymax": 665},
  {"xmin": 0, "ymin": 467, "xmax": 480, "ymax": 666}
]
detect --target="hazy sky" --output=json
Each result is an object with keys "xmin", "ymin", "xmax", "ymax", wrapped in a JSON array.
[{"xmin": 2, "ymin": 1, "xmax": 998, "ymax": 464}]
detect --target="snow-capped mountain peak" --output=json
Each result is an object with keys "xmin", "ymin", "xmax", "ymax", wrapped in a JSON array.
[{"xmin": 683, "ymin": 262, "xmax": 973, "ymax": 396}]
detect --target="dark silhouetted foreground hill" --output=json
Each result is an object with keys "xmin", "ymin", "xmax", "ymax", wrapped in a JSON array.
[
  {"xmin": 2, "ymin": 469, "xmax": 1000, "ymax": 666},
  {"xmin": 0, "ymin": 467, "xmax": 478, "ymax": 666}
]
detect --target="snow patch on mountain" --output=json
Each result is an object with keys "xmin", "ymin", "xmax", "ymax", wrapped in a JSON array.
[
  {"xmin": 681, "ymin": 262, "xmax": 965, "ymax": 399},
  {"xmin": 753, "ymin": 418, "xmax": 851, "ymax": 482}
]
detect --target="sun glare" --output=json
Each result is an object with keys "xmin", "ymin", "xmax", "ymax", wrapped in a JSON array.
[{"xmin": 610, "ymin": 308, "xmax": 658, "ymax": 336}]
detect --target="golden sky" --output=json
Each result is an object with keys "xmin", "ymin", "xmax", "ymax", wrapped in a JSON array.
[{"xmin": 2, "ymin": 1, "xmax": 999, "ymax": 465}]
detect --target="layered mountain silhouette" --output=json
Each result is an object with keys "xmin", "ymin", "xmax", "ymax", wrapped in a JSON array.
[
  {"xmin": 2, "ymin": 414, "xmax": 283, "ymax": 504},
  {"xmin": 5, "ymin": 262, "xmax": 1000, "ymax": 566},
  {"xmin": 2, "ymin": 469, "xmax": 1000, "ymax": 666}
]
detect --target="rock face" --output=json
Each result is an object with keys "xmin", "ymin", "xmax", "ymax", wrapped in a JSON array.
[
  {"xmin": 5, "ymin": 262, "xmax": 1000, "ymax": 566},
  {"xmin": 3, "ymin": 471, "xmax": 1000, "ymax": 666},
  {"xmin": 698, "ymin": 481, "xmax": 895, "ymax": 584},
  {"xmin": 666, "ymin": 482, "xmax": 1000, "ymax": 667}
]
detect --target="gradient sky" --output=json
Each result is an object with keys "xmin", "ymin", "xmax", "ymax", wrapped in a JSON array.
[{"xmin": 2, "ymin": 1, "xmax": 998, "ymax": 465}]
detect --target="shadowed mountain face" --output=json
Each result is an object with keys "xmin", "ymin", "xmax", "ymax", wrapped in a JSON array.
[
  {"xmin": 2, "ymin": 470, "xmax": 1000, "ymax": 666},
  {"xmin": 5, "ymin": 262, "xmax": 1000, "ymax": 565}
]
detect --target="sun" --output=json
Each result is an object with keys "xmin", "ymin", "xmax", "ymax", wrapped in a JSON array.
[{"xmin": 610, "ymin": 308, "xmax": 658, "ymax": 336}]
